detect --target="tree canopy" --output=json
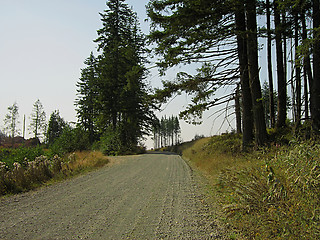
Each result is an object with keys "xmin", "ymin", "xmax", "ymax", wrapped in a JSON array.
[
  {"xmin": 76, "ymin": 0, "xmax": 155, "ymax": 154},
  {"xmin": 148, "ymin": 0, "xmax": 320, "ymax": 147}
]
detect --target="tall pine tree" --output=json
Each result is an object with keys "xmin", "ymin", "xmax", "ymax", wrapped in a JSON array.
[
  {"xmin": 76, "ymin": 52, "xmax": 99, "ymax": 144},
  {"xmin": 76, "ymin": 0, "xmax": 154, "ymax": 153}
]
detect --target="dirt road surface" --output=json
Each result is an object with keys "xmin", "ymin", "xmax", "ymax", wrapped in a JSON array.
[{"xmin": 0, "ymin": 153, "xmax": 227, "ymax": 239}]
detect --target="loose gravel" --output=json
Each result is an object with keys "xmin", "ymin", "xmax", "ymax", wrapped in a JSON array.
[{"xmin": 0, "ymin": 153, "xmax": 228, "ymax": 239}]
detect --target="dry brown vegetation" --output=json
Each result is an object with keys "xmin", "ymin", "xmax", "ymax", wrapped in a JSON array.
[
  {"xmin": 177, "ymin": 134, "xmax": 320, "ymax": 239},
  {"xmin": 0, "ymin": 151, "xmax": 109, "ymax": 196}
]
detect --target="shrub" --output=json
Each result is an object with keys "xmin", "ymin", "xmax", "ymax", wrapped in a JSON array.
[
  {"xmin": 0, "ymin": 146, "xmax": 44, "ymax": 169},
  {"xmin": 208, "ymin": 133, "xmax": 242, "ymax": 155},
  {"xmin": 50, "ymin": 125, "xmax": 90, "ymax": 154},
  {"xmin": 0, "ymin": 154, "xmax": 63, "ymax": 195},
  {"xmin": 220, "ymin": 141, "xmax": 320, "ymax": 239},
  {"xmin": 0, "ymin": 149, "xmax": 109, "ymax": 196},
  {"xmin": 99, "ymin": 127, "xmax": 122, "ymax": 156}
]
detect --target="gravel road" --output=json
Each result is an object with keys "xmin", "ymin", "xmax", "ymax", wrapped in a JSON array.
[{"xmin": 0, "ymin": 153, "xmax": 227, "ymax": 239}]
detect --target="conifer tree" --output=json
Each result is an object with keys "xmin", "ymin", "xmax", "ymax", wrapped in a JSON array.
[
  {"xmin": 46, "ymin": 110, "xmax": 65, "ymax": 145},
  {"xmin": 274, "ymin": 0, "xmax": 287, "ymax": 129},
  {"xmin": 29, "ymin": 99, "xmax": 46, "ymax": 140},
  {"xmin": 148, "ymin": 0, "xmax": 267, "ymax": 146},
  {"xmin": 246, "ymin": 0, "xmax": 268, "ymax": 145},
  {"xmin": 76, "ymin": 52, "xmax": 99, "ymax": 144},
  {"xmin": 152, "ymin": 116, "xmax": 181, "ymax": 148},
  {"xmin": 76, "ymin": 0, "xmax": 154, "ymax": 153},
  {"xmin": 3, "ymin": 102, "xmax": 20, "ymax": 146}
]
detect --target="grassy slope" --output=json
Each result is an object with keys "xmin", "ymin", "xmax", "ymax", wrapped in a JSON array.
[{"xmin": 176, "ymin": 134, "xmax": 320, "ymax": 239}]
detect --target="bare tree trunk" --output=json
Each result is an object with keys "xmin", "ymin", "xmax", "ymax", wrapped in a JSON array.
[
  {"xmin": 283, "ymin": 12, "xmax": 287, "ymax": 88},
  {"xmin": 304, "ymin": 67, "xmax": 309, "ymax": 119},
  {"xmin": 23, "ymin": 114, "xmax": 26, "ymax": 139},
  {"xmin": 302, "ymin": 13, "xmax": 314, "ymax": 91},
  {"xmin": 235, "ymin": 1, "xmax": 254, "ymax": 148},
  {"xmin": 246, "ymin": 0, "xmax": 268, "ymax": 145},
  {"xmin": 274, "ymin": 0, "xmax": 287, "ymax": 128},
  {"xmin": 312, "ymin": 0, "xmax": 320, "ymax": 133},
  {"xmin": 266, "ymin": 0, "xmax": 275, "ymax": 128},
  {"xmin": 235, "ymin": 84, "xmax": 242, "ymax": 134},
  {"xmin": 295, "ymin": 13, "xmax": 302, "ymax": 128},
  {"xmin": 301, "ymin": 13, "xmax": 312, "ymax": 122}
]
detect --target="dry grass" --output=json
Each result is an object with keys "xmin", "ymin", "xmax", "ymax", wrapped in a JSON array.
[
  {"xmin": 181, "ymin": 135, "xmax": 250, "ymax": 178},
  {"xmin": 64, "ymin": 151, "xmax": 109, "ymax": 174},
  {"xmin": 177, "ymin": 135, "xmax": 320, "ymax": 239},
  {"xmin": 0, "ymin": 150, "xmax": 109, "ymax": 196}
]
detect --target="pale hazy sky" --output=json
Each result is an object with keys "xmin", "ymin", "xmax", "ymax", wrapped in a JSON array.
[{"xmin": 0, "ymin": 0, "xmax": 232, "ymax": 146}]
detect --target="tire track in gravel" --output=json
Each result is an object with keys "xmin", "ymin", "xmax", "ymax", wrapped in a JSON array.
[{"xmin": 0, "ymin": 153, "xmax": 227, "ymax": 239}]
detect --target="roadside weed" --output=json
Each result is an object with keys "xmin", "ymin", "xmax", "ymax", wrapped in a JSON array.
[
  {"xmin": 0, "ymin": 150, "xmax": 109, "ymax": 196},
  {"xmin": 178, "ymin": 136, "xmax": 320, "ymax": 239}
]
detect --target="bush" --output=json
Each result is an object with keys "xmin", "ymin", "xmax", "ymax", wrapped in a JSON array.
[
  {"xmin": 100, "ymin": 127, "xmax": 122, "ymax": 156},
  {"xmin": 0, "ymin": 154, "xmax": 63, "ymax": 195},
  {"xmin": 0, "ymin": 149, "xmax": 110, "ymax": 196},
  {"xmin": 50, "ymin": 125, "xmax": 90, "ymax": 154},
  {"xmin": 208, "ymin": 133, "xmax": 242, "ymax": 155},
  {"xmin": 177, "ymin": 134, "xmax": 320, "ymax": 239},
  {"xmin": 0, "ymin": 146, "xmax": 45, "ymax": 169}
]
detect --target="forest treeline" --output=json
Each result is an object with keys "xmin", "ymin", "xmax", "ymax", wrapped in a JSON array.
[
  {"xmin": 2, "ymin": 1, "xmax": 155, "ymax": 155},
  {"xmin": 152, "ymin": 116, "xmax": 181, "ymax": 148},
  {"xmin": 147, "ymin": 0, "xmax": 320, "ymax": 148},
  {"xmin": 2, "ymin": 0, "xmax": 320, "ymax": 153}
]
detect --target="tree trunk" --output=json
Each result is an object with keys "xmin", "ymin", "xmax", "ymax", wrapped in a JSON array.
[
  {"xmin": 23, "ymin": 115, "xmax": 26, "ymax": 139},
  {"xmin": 266, "ymin": 0, "xmax": 275, "ymax": 128},
  {"xmin": 274, "ymin": 1, "xmax": 287, "ymax": 128},
  {"xmin": 312, "ymin": 0, "xmax": 320, "ymax": 133},
  {"xmin": 246, "ymin": 0, "xmax": 268, "ymax": 145},
  {"xmin": 295, "ymin": 13, "xmax": 302, "ymax": 128},
  {"xmin": 235, "ymin": 84, "xmax": 242, "ymax": 134},
  {"xmin": 282, "ymin": 12, "xmax": 287, "ymax": 87},
  {"xmin": 235, "ymin": 1, "xmax": 254, "ymax": 147},
  {"xmin": 302, "ymin": 13, "xmax": 314, "ymax": 92},
  {"xmin": 301, "ymin": 13, "xmax": 312, "ymax": 121}
]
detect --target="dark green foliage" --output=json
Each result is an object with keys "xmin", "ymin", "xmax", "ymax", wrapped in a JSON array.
[
  {"xmin": 46, "ymin": 111, "xmax": 90, "ymax": 154},
  {"xmin": 76, "ymin": 0, "xmax": 155, "ymax": 154},
  {"xmin": 148, "ymin": 0, "xmax": 238, "ymax": 123},
  {"xmin": 46, "ymin": 110, "xmax": 66, "ymax": 146},
  {"xmin": 147, "ymin": 0, "xmax": 234, "ymax": 71},
  {"xmin": 147, "ymin": 0, "xmax": 267, "ymax": 147},
  {"xmin": 99, "ymin": 126, "xmax": 122, "ymax": 156},
  {"xmin": 192, "ymin": 134, "xmax": 205, "ymax": 141},
  {"xmin": 50, "ymin": 125, "xmax": 90, "ymax": 155},
  {"xmin": 76, "ymin": 52, "xmax": 98, "ymax": 144},
  {"xmin": 0, "ymin": 146, "xmax": 44, "ymax": 169}
]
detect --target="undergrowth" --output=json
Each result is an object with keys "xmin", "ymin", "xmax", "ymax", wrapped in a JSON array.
[
  {"xmin": 0, "ymin": 150, "xmax": 109, "ymax": 196},
  {"xmin": 177, "ymin": 134, "xmax": 320, "ymax": 239}
]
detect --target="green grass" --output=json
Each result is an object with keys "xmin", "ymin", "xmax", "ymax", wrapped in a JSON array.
[{"xmin": 176, "ymin": 134, "xmax": 320, "ymax": 239}]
